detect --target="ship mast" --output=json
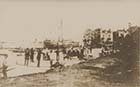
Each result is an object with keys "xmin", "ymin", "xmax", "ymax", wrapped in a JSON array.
[{"xmin": 56, "ymin": 19, "xmax": 63, "ymax": 62}]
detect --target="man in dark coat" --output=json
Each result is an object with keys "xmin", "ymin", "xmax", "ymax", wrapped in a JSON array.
[
  {"xmin": 37, "ymin": 49, "xmax": 42, "ymax": 67},
  {"xmin": 30, "ymin": 48, "xmax": 34, "ymax": 62},
  {"xmin": 24, "ymin": 48, "xmax": 30, "ymax": 66}
]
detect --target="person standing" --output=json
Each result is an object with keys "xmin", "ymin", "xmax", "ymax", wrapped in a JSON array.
[
  {"xmin": 37, "ymin": 48, "xmax": 42, "ymax": 67},
  {"xmin": 81, "ymin": 47, "xmax": 84, "ymax": 58},
  {"xmin": 46, "ymin": 48, "xmax": 50, "ymax": 60},
  {"xmin": 1, "ymin": 54, "xmax": 8, "ymax": 79},
  {"xmin": 49, "ymin": 50, "xmax": 56, "ymax": 68},
  {"xmin": 24, "ymin": 48, "xmax": 30, "ymax": 66},
  {"xmin": 42, "ymin": 48, "xmax": 47, "ymax": 61},
  {"xmin": 55, "ymin": 49, "xmax": 59, "ymax": 62},
  {"xmin": 62, "ymin": 48, "xmax": 66, "ymax": 60},
  {"xmin": 30, "ymin": 48, "xmax": 34, "ymax": 62},
  {"xmin": 49, "ymin": 50, "xmax": 53, "ymax": 68}
]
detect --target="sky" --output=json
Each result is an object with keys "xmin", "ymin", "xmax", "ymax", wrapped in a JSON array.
[{"xmin": 0, "ymin": 0, "xmax": 140, "ymax": 42}]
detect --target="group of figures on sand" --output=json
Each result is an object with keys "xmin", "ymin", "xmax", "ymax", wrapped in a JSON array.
[{"xmin": 24, "ymin": 47, "xmax": 85, "ymax": 68}]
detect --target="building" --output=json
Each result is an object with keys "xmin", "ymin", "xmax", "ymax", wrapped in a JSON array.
[
  {"xmin": 83, "ymin": 28, "xmax": 101, "ymax": 48},
  {"xmin": 100, "ymin": 29, "xmax": 113, "ymax": 46},
  {"xmin": 83, "ymin": 29, "xmax": 94, "ymax": 48},
  {"xmin": 113, "ymin": 29, "xmax": 128, "ymax": 50},
  {"xmin": 99, "ymin": 29, "xmax": 113, "ymax": 56},
  {"xmin": 127, "ymin": 25, "xmax": 140, "ymax": 34}
]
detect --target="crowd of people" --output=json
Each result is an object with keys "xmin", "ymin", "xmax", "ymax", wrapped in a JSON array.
[
  {"xmin": 0, "ymin": 46, "xmax": 91, "ymax": 79},
  {"xmin": 24, "ymin": 46, "xmax": 86, "ymax": 68},
  {"xmin": 24, "ymin": 48, "xmax": 43, "ymax": 67}
]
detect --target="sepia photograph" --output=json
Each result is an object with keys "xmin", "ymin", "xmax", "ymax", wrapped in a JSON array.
[{"xmin": 0, "ymin": 0, "xmax": 140, "ymax": 87}]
